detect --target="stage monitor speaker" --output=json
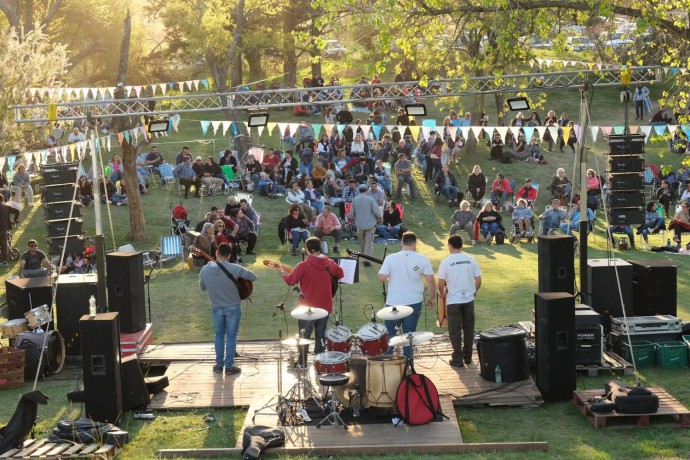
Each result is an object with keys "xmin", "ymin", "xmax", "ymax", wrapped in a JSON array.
[
  {"xmin": 56, "ymin": 274, "xmax": 99, "ymax": 356},
  {"xmin": 80, "ymin": 312, "xmax": 122, "ymax": 424},
  {"xmin": 628, "ymin": 259, "xmax": 677, "ymax": 317},
  {"xmin": 121, "ymin": 354, "xmax": 151, "ymax": 410},
  {"xmin": 535, "ymin": 292, "xmax": 576, "ymax": 403},
  {"xmin": 5, "ymin": 277, "xmax": 53, "ymax": 321},
  {"xmin": 608, "ymin": 174, "xmax": 643, "ymax": 191},
  {"xmin": 42, "ymin": 184, "xmax": 77, "ymax": 203},
  {"xmin": 608, "ymin": 192, "xmax": 645, "ymax": 209},
  {"xmin": 107, "ymin": 252, "xmax": 146, "ymax": 333},
  {"xmin": 537, "ymin": 234, "xmax": 575, "ymax": 294},
  {"xmin": 585, "ymin": 258, "xmax": 633, "ymax": 321},
  {"xmin": 607, "ymin": 134, "xmax": 645, "ymax": 155},
  {"xmin": 607, "ymin": 156, "xmax": 644, "ymax": 174},
  {"xmin": 41, "ymin": 163, "xmax": 79, "ymax": 186}
]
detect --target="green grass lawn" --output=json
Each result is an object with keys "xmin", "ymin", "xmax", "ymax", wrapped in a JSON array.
[{"xmin": 1, "ymin": 80, "xmax": 689, "ymax": 459}]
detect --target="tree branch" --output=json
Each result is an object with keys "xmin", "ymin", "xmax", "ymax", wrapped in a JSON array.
[
  {"xmin": 40, "ymin": 0, "xmax": 64, "ymax": 27},
  {"xmin": 68, "ymin": 42, "xmax": 108, "ymax": 68},
  {"xmin": 0, "ymin": 0, "xmax": 19, "ymax": 29}
]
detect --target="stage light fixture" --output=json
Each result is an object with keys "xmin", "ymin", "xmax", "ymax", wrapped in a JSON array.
[
  {"xmin": 405, "ymin": 103, "xmax": 427, "ymax": 117},
  {"xmin": 248, "ymin": 113, "xmax": 269, "ymax": 128},
  {"xmin": 507, "ymin": 97, "xmax": 530, "ymax": 111},
  {"xmin": 147, "ymin": 118, "xmax": 170, "ymax": 134}
]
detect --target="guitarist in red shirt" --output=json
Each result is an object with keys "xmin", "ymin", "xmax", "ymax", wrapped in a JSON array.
[{"xmin": 279, "ymin": 237, "xmax": 344, "ymax": 366}]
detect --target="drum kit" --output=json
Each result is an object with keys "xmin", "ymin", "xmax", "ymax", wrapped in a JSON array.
[
  {"xmin": 253, "ymin": 304, "xmax": 434, "ymax": 429},
  {"xmin": 0, "ymin": 305, "xmax": 65, "ymax": 376}
]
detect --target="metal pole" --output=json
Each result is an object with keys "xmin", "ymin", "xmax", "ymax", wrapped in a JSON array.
[
  {"xmin": 578, "ymin": 80, "xmax": 591, "ymax": 298},
  {"xmin": 90, "ymin": 127, "xmax": 108, "ymax": 310}
]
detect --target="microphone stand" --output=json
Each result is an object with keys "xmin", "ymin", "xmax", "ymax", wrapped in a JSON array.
[
  {"xmin": 144, "ymin": 255, "xmax": 160, "ymax": 323},
  {"xmin": 380, "ymin": 244, "xmax": 388, "ymax": 309}
]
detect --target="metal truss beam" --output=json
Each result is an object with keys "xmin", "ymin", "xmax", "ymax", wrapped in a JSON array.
[{"xmin": 13, "ymin": 66, "xmax": 662, "ymax": 124}]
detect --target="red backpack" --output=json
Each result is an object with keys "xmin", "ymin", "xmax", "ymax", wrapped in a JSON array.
[{"xmin": 396, "ymin": 366, "xmax": 445, "ymax": 425}]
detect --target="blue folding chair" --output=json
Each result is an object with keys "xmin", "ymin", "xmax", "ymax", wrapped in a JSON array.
[{"xmin": 159, "ymin": 235, "xmax": 184, "ymax": 267}]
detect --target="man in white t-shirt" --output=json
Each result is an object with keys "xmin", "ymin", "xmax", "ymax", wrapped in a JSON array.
[
  {"xmin": 377, "ymin": 231, "xmax": 436, "ymax": 357},
  {"xmin": 437, "ymin": 235, "xmax": 482, "ymax": 367}
]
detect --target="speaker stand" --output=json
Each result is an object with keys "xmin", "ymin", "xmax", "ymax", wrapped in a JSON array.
[{"xmin": 144, "ymin": 256, "xmax": 159, "ymax": 323}]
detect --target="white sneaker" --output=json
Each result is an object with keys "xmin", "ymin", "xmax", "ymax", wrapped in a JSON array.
[
  {"xmin": 276, "ymin": 192, "xmax": 285, "ymax": 197},
  {"xmin": 643, "ymin": 244, "xmax": 650, "ymax": 250}
]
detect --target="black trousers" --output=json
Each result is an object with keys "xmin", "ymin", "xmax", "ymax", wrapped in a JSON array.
[
  {"xmin": 0, "ymin": 229, "xmax": 7, "ymax": 262},
  {"xmin": 447, "ymin": 301, "xmax": 475, "ymax": 362},
  {"xmin": 180, "ymin": 177, "xmax": 202, "ymax": 196},
  {"xmin": 238, "ymin": 232, "xmax": 257, "ymax": 253}
]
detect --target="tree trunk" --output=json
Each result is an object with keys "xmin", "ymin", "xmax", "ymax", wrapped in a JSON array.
[
  {"xmin": 231, "ymin": 53, "xmax": 243, "ymax": 88},
  {"xmin": 282, "ymin": 6, "xmax": 297, "ymax": 87},
  {"xmin": 245, "ymin": 48, "xmax": 264, "ymax": 82},
  {"xmin": 116, "ymin": 10, "xmax": 131, "ymax": 85},
  {"xmin": 22, "ymin": 0, "xmax": 33, "ymax": 36}
]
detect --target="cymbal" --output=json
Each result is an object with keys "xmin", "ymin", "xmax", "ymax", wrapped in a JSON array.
[
  {"xmin": 376, "ymin": 305, "xmax": 414, "ymax": 321},
  {"xmin": 281, "ymin": 337, "xmax": 314, "ymax": 347},
  {"xmin": 389, "ymin": 331, "xmax": 434, "ymax": 347},
  {"xmin": 291, "ymin": 306, "xmax": 328, "ymax": 321}
]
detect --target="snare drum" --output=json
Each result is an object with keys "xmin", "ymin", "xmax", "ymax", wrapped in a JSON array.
[
  {"xmin": 366, "ymin": 355, "xmax": 407, "ymax": 408},
  {"xmin": 24, "ymin": 305, "xmax": 52, "ymax": 329},
  {"xmin": 325, "ymin": 325, "xmax": 352, "ymax": 353},
  {"xmin": 313, "ymin": 351, "xmax": 349, "ymax": 375},
  {"xmin": 0, "ymin": 319, "xmax": 29, "ymax": 339},
  {"xmin": 356, "ymin": 323, "xmax": 389, "ymax": 356}
]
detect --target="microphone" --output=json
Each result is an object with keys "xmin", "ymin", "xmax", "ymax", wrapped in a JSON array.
[
  {"xmin": 370, "ymin": 305, "xmax": 375, "ymax": 323},
  {"xmin": 335, "ymin": 311, "xmax": 340, "ymax": 326},
  {"xmin": 293, "ymin": 285, "xmax": 302, "ymax": 295}
]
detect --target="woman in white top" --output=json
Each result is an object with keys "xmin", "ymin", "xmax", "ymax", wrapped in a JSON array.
[
  {"xmin": 286, "ymin": 181, "xmax": 313, "ymax": 222},
  {"xmin": 350, "ymin": 133, "xmax": 366, "ymax": 157}
]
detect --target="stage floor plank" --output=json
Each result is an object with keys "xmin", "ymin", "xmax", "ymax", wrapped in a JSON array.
[{"xmin": 144, "ymin": 337, "xmax": 542, "ymax": 411}]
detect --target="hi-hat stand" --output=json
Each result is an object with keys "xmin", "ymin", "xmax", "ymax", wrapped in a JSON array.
[{"xmin": 283, "ymin": 329, "xmax": 324, "ymax": 413}]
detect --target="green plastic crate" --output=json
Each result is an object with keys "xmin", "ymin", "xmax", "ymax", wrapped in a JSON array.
[
  {"xmin": 683, "ymin": 335, "xmax": 690, "ymax": 366},
  {"xmin": 655, "ymin": 341, "xmax": 688, "ymax": 369},
  {"xmin": 621, "ymin": 340, "xmax": 655, "ymax": 368}
]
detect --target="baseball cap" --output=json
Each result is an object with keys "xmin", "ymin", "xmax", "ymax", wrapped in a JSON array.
[{"xmin": 195, "ymin": 156, "xmax": 202, "ymax": 161}]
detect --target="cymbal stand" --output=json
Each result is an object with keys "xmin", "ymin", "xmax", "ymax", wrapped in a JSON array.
[
  {"xmin": 253, "ymin": 330, "xmax": 293, "ymax": 425},
  {"xmin": 284, "ymin": 330, "xmax": 324, "ymax": 412},
  {"xmin": 380, "ymin": 244, "xmax": 388, "ymax": 309}
]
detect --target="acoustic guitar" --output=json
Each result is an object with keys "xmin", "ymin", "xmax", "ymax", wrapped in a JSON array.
[
  {"xmin": 263, "ymin": 258, "xmax": 339, "ymax": 297},
  {"xmin": 191, "ymin": 247, "xmax": 253, "ymax": 299}
]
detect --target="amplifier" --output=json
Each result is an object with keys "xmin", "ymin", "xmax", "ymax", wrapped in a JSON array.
[
  {"xmin": 607, "ymin": 134, "xmax": 645, "ymax": 155},
  {"xmin": 46, "ymin": 218, "xmax": 83, "ymax": 238},
  {"xmin": 611, "ymin": 315, "xmax": 681, "ymax": 334},
  {"xmin": 575, "ymin": 325, "xmax": 603, "ymax": 365},
  {"xmin": 608, "ymin": 208, "xmax": 644, "ymax": 226},
  {"xmin": 42, "ymin": 163, "xmax": 79, "ymax": 186},
  {"xmin": 43, "ymin": 184, "xmax": 77, "ymax": 203},
  {"xmin": 608, "ymin": 192, "xmax": 645, "ymax": 209},
  {"xmin": 46, "ymin": 235, "xmax": 85, "ymax": 256},
  {"xmin": 576, "ymin": 307, "xmax": 601, "ymax": 328},
  {"xmin": 607, "ymin": 156, "xmax": 644, "ymax": 174},
  {"xmin": 44, "ymin": 201, "xmax": 82, "ymax": 220},
  {"xmin": 608, "ymin": 174, "xmax": 643, "ymax": 191}
]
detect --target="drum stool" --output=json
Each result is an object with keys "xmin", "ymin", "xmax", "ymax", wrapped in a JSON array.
[{"xmin": 316, "ymin": 373, "xmax": 349, "ymax": 430}]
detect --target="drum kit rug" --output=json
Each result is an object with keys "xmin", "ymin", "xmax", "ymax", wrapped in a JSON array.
[
  {"xmin": 1, "ymin": 305, "xmax": 65, "ymax": 377},
  {"xmin": 252, "ymin": 305, "xmax": 434, "ymax": 429}
]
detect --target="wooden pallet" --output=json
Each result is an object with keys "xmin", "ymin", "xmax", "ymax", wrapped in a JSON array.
[
  {"xmin": 576, "ymin": 351, "xmax": 634, "ymax": 377},
  {"xmin": 573, "ymin": 387, "xmax": 690, "ymax": 429},
  {"xmin": 0, "ymin": 439, "xmax": 120, "ymax": 459}
]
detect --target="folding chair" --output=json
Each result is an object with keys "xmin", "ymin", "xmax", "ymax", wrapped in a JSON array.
[
  {"xmin": 159, "ymin": 164, "xmax": 178, "ymax": 193},
  {"xmin": 118, "ymin": 244, "xmax": 157, "ymax": 267},
  {"xmin": 147, "ymin": 165, "xmax": 159, "ymax": 185},
  {"xmin": 158, "ymin": 235, "xmax": 184, "ymax": 267},
  {"xmin": 235, "ymin": 192, "xmax": 253, "ymax": 206}
]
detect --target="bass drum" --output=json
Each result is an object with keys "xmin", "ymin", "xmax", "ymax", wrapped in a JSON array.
[
  {"xmin": 366, "ymin": 355, "xmax": 407, "ymax": 408},
  {"xmin": 17, "ymin": 330, "xmax": 65, "ymax": 376},
  {"xmin": 334, "ymin": 357, "xmax": 368, "ymax": 410}
]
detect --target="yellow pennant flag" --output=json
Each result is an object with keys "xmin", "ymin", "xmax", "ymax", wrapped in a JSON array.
[
  {"xmin": 47, "ymin": 103, "xmax": 58, "ymax": 122},
  {"xmin": 562, "ymin": 126, "xmax": 572, "ymax": 141}
]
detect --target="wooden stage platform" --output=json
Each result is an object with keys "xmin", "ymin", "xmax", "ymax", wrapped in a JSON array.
[{"xmin": 141, "ymin": 336, "xmax": 543, "ymax": 410}]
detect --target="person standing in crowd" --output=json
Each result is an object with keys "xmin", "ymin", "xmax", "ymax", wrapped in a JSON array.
[
  {"xmin": 437, "ymin": 235, "xmax": 482, "ymax": 367},
  {"xmin": 200, "ymin": 243, "xmax": 257, "ymax": 375},
  {"xmin": 377, "ymin": 231, "xmax": 436, "ymax": 357},
  {"xmin": 280, "ymin": 237, "xmax": 344, "ymax": 366},
  {"xmin": 350, "ymin": 183, "xmax": 381, "ymax": 267},
  {"xmin": 634, "ymin": 83, "xmax": 650, "ymax": 120}
]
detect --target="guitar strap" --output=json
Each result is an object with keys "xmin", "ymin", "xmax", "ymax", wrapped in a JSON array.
[{"xmin": 215, "ymin": 260, "xmax": 242, "ymax": 291}]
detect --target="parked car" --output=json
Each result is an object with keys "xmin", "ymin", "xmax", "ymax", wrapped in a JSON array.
[
  {"xmin": 519, "ymin": 35, "xmax": 553, "ymax": 49},
  {"xmin": 323, "ymin": 40, "xmax": 347, "ymax": 57},
  {"xmin": 567, "ymin": 36, "xmax": 595, "ymax": 51},
  {"xmin": 602, "ymin": 32, "xmax": 634, "ymax": 49}
]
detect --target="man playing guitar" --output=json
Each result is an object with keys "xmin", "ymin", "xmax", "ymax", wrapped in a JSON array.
[{"xmin": 278, "ymin": 237, "xmax": 344, "ymax": 366}]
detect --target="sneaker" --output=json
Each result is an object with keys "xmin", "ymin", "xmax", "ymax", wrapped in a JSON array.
[
  {"xmin": 464, "ymin": 358, "xmax": 473, "ymax": 365},
  {"xmin": 673, "ymin": 235, "xmax": 680, "ymax": 243},
  {"xmin": 643, "ymin": 244, "xmax": 650, "ymax": 250},
  {"xmin": 276, "ymin": 192, "xmax": 285, "ymax": 197},
  {"xmin": 363, "ymin": 261, "xmax": 372, "ymax": 267},
  {"xmin": 213, "ymin": 365, "xmax": 223, "ymax": 373},
  {"xmin": 225, "ymin": 366, "xmax": 241, "ymax": 375},
  {"xmin": 449, "ymin": 360, "xmax": 464, "ymax": 368},
  {"xmin": 333, "ymin": 246, "xmax": 339, "ymax": 252}
]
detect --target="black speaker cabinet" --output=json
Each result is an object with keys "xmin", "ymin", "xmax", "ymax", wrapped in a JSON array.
[
  {"xmin": 607, "ymin": 134, "xmax": 645, "ymax": 155},
  {"xmin": 608, "ymin": 208, "xmax": 644, "ymax": 226},
  {"xmin": 106, "ymin": 252, "xmax": 146, "ymax": 333},
  {"xmin": 537, "ymin": 234, "xmax": 575, "ymax": 294},
  {"xmin": 43, "ymin": 201, "xmax": 82, "ymax": 220},
  {"xmin": 80, "ymin": 312, "xmax": 122, "ymax": 424},
  {"xmin": 121, "ymin": 355, "xmax": 151, "ymax": 410},
  {"xmin": 607, "ymin": 156, "xmax": 644, "ymax": 174},
  {"xmin": 46, "ymin": 235, "xmax": 85, "ymax": 256},
  {"xmin": 56, "ymin": 274, "xmax": 99, "ymax": 356},
  {"xmin": 535, "ymin": 292, "xmax": 576, "ymax": 403},
  {"xmin": 585, "ymin": 258, "xmax": 633, "ymax": 321},
  {"xmin": 46, "ymin": 218, "xmax": 83, "ymax": 238},
  {"xmin": 608, "ymin": 174, "xmax": 643, "ymax": 191},
  {"xmin": 628, "ymin": 259, "xmax": 677, "ymax": 317},
  {"xmin": 41, "ymin": 163, "xmax": 79, "ymax": 186},
  {"xmin": 5, "ymin": 277, "xmax": 53, "ymax": 321},
  {"xmin": 608, "ymin": 192, "xmax": 645, "ymax": 209},
  {"xmin": 42, "ymin": 184, "xmax": 77, "ymax": 203}
]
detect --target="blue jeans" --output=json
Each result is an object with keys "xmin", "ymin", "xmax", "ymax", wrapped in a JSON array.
[
  {"xmin": 560, "ymin": 222, "xmax": 578, "ymax": 236},
  {"xmin": 640, "ymin": 218, "xmax": 665, "ymax": 242},
  {"xmin": 291, "ymin": 229, "xmax": 309, "ymax": 252},
  {"xmin": 377, "ymin": 224, "xmax": 400, "ymax": 239},
  {"xmin": 214, "ymin": 173, "xmax": 230, "ymax": 190},
  {"xmin": 490, "ymin": 191, "xmax": 508, "ymax": 208},
  {"xmin": 298, "ymin": 315, "xmax": 329, "ymax": 355},
  {"xmin": 212, "ymin": 306, "xmax": 242, "ymax": 368},
  {"xmin": 480, "ymin": 222, "xmax": 499, "ymax": 237},
  {"xmin": 309, "ymin": 199, "xmax": 324, "ymax": 215},
  {"xmin": 439, "ymin": 185, "xmax": 459, "ymax": 201},
  {"xmin": 385, "ymin": 301, "xmax": 422, "ymax": 358}
]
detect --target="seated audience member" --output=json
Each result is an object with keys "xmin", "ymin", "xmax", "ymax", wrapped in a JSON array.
[
  {"xmin": 353, "ymin": 157, "xmax": 370, "ymax": 184},
  {"xmin": 322, "ymin": 175, "xmax": 343, "ymax": 207},
  {"xmin": 680, "ymin": 181, "xmax": 690, "ymax": 203},
  {"xmin": 311, "ymin": 161, "xmax": 327, "ymax": 188},
  {"xmin": 373, "ymin": 159, "xmax": 392, "ymax": 196},
  {"xmin": 608, "ymin": 224, "xmax": 635, "ymax": 249},
  {"xmin": 377, "ymin": 200, "xmax": 402, "ymax": 239},
  {"xmin": 339, "ymin": 178, "xmax": 359, "ymax": 218},
  {"xmin": 314, "ymin": 206, "xmax": 342, "ymax": 252},
  {"xmin": 257, "ymin": 171, "xmax": 276, "ymax": 197},
  {"xmin": 0, "ymin": 171, "xmax": 10, "ymax": 202},
  {"xmin": 586, "ymin": 169, "xmax": 600, "ymax": 196},
  {"xmin": 490, "ymin": 173, "xmax": 512, "ymax": 211},
  {"xmin": 173, "ymin": 156, "xmax": 203, "ymax": 198},
  {"xmin": 285, "ymin": 204, "xmax": 310, "ymax": 255},
  {"xmin": 77, "ymin": 175, "xmax": 93, "ymax": 207},
  {"xmin": 548, "ymin": 168, "xmax": 572, "ymax": 201},
  {"xmin": 434, "ymin": 164, "xmax": 460, "ymax": 207},
  {"xmin": 512, "ymin": 199, "xmax": 533, "ymax": 236},
  {"xmin": 655, "ymin": 180, "xmax": 674, "ymax": 218},
  {"xmin": 366, "ymin": 179, "xmax": 387, "ymax": 208},
  {"xmin": 467, "ymin": 165, "xmax": 487, "ymax": 207},
  {"xmin": 239, "ymin": 199, "xmax": 258, "ymax": 228},
  {"xmin": 539, "ymin": 199, "xmax": 567, "ymax": 235},
  {"xmin": 450, "ymin": 200, "xmax": 476, "ymax": 243},
  {"xmin": 303, "ymin": 180, "xmax": 324, "ymax": 215},
  {"xmin": 489, "ymin": 132, "xmax": 504, "ymax": 160},
  {"xmin": 192, "ymin": 223, "xmax": 217, "ymax": 266},
  {"xmin": 269, "ymin": 166, "xmax": 288, "ymax": 196},
  {"xmin": 261, "ymin": 148, "xmax": 281, "ymax": 173},
  {"xmin": 515, "ymin": 178, "xmax": 538, "ymax": 204},
  {"xmin": 145, "ymin": 145, "xmax": 164, "ymax": 177},
  {"xmin": 560, "ymin": 203, "xmax": 594, "ymax": 236},
  {"xmin": 219, "ymin": 149, "xmax": 238, "ymax": 173},
  {"xmin": 477, "ymin": 202, "xmax": 502, "ymax": 243},
  {"xmin": 206, "ymin": 156, "xmax": 230, "ymax": 193},
  {"xmin": 504, "ymin": 132, "xmax": 529, "ymax": 160},
  {"xmin": 231, "ymin": 209, "xmax": 257, "ymax": 255},
  {"xmin": 668, "ymin": 201, "xmax": 690, "ymax": 246},
  {"xmin": 394, "ymin": 153, "xmax": 416, "ymax": 201},
  {"xmin": 19, "ymin": 239, "xmax": 51, "ymax": 278},
  {"xmin": 175, "ymin": 146, "xmax": 192, "ymax": 165},
  {"xmin": 638, "ymin": 201, "xmax": 665, "ymax": 249},
  {"xmin": 12, "ymin": 164, "xmax": 34, "ymax": 206},
  {"xmin": 286, "ymin": 181, "xmax": 313, "ymax": 222},
  {"xmin": 559, "ymin": 121, "xmax": 577, "ymax": 153},
  {"xmin": 192, "ymin": 156, "xmax": 223, "ymax": 196},
  {"xmin": 213, "ymin": 219, "xmax": 241, "ymax": 263},
  {"xmin": 195, "ymin": 210, "xmax": 219, "ymax": 232}
]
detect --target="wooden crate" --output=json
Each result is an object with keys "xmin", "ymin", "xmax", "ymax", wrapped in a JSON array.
[{"xmin": 0, "ymin": 347, "xmax": 25, "ymax": 390}]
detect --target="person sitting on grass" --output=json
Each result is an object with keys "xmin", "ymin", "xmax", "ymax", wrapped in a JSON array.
[{"xmin": 477, "ymin": 202, "xmax": 502, "ymax": 244}]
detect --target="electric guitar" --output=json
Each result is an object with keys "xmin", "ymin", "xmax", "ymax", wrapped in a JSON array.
[
  {"xmin": 345, "ymin": 248, "xmax": 384, "ymax": 265},
  {"xmin": 191, "ymin": 247, "xmax": 253, "ymax": 299},
  {"xmin": 263, "ymin": 258, "xmax": 339, "ymax": 297}
]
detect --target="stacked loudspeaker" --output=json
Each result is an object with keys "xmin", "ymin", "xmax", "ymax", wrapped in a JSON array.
[
  {"xmin": 42, "ymin": 163, "xmax": 84, "ymax": 256},
  {"xmin": 606, "ymin": 134, "xmax": 645, "ymax": 226}
]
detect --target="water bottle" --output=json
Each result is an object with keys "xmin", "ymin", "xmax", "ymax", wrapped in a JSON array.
[
  {"xmin": 88, "ymin": 295, "xmax": 97, "ymax": 317},
  {"xmin": 495, "ymin": 365, "xmax": 502, "ymax": 384}
]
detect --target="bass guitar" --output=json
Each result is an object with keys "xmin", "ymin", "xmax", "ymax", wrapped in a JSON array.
[
  {"xmin": 191, "ymin": 247, "xmax": 253, "ymax": 300},
  {"xmin": 263, "ymin": 258, "xmax": 339, "ymax": 297}
]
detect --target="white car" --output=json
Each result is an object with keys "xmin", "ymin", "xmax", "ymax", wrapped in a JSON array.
[
  {"xmin": 603, "ymin": 33, "xmax": 634, "ymax": 49},
  {"xmin": 567, "ymin": 36, "xmax": 595, "ymax": 51},
  {"xmin": 323, "ymin": 40, "xmax": 347, "ymax": 57}
]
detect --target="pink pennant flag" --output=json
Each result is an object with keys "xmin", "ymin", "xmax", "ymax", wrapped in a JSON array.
[
  {"xmin": 117, "ymin": 132, "xmax": 125, "ymax": 145},
  {"xmin": 601, "ymin": 126, "xmax": 612, "ymax": 136},
  {"xmin": 447, "ymin": 126, "xmax": 457, "ymax": 142},
  {"xmin": 359, "ymin": 124, "xmax": 371, "ymax": 139},
  {"xmin": 140, "ymin": 126, "xmax": 149, "ymax": 142}
]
